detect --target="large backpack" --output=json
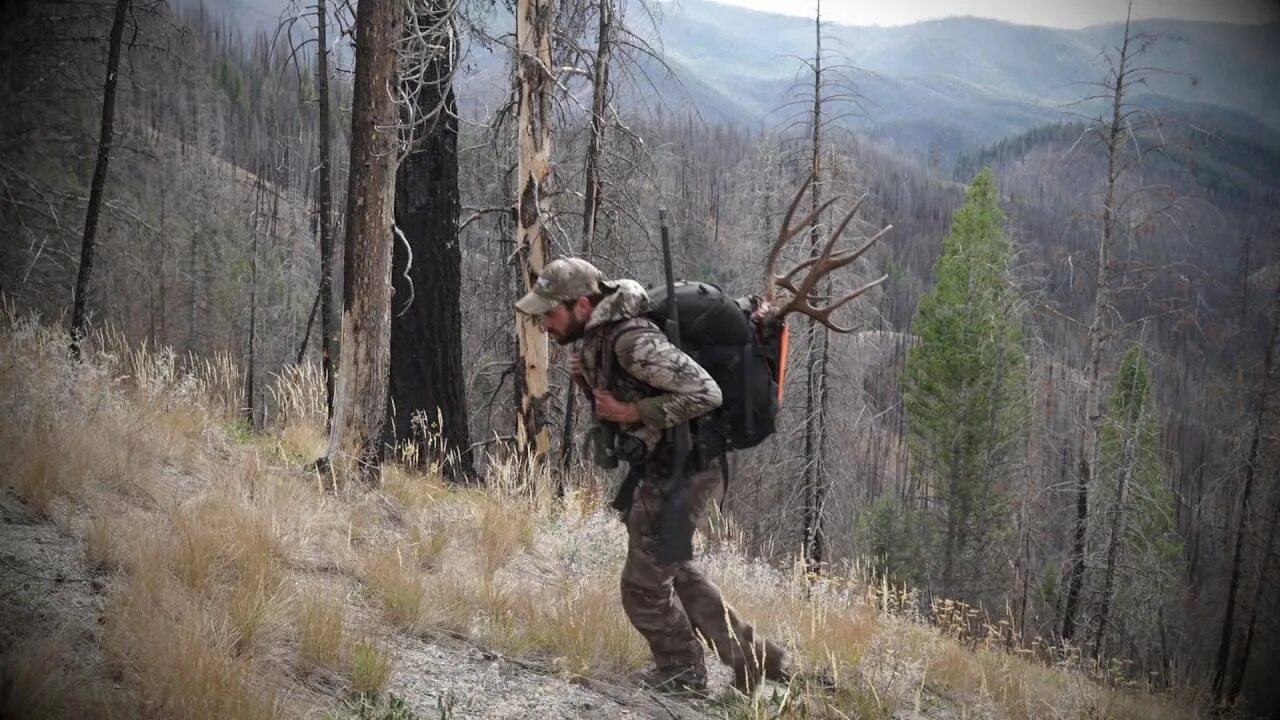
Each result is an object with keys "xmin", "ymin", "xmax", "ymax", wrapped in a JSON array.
[{"xmin": 643, "ymin": 281, "xmax": 786, "ymax": 456}]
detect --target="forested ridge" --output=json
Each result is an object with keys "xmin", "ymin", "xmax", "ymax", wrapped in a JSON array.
[{"xmin": 1, "ymin": 0, "xmax": 1277, "ymax": 716}]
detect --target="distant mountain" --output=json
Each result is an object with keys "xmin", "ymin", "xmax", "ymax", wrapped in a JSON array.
[
  {"xmin": 653, "ymin": 0, "xmax": 1280, "ymax": 155},
  {"xmin": 212, "ymin": 0, "xmax": 1280, "ymax": 165}
]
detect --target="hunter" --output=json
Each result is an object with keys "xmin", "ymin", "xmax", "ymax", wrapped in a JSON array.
[{"xmin": 516, "ymin": 256, "xmax": 786, "ymax": 694}]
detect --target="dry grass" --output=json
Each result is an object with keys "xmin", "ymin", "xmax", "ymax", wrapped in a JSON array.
[
  {"xmin": 359, "ymin": 543, "xmax": 428, "ymax": 630},
  {"xmin": 102, "ymin": 565, "xmax": 287, "ymax": 720},
  {"xmin": 530, "ymin": 582, "xmax": 649, "ymax": 675},
  {"xmin": 0, "ymin": 315, "xmax": 1210, "ymax": 720},
  {"xmin": 295, "ymin": 588, "xmax": 346, "ymax": 675},
  {"xmin": 0, "ymin": 630, "xmax": 121, "ymax": 720},
  {"xmin": 349, "ymin": 637, "xmax": 394, "ymax": 696},
  {"xmin": 382, "ymin": 462, "xmax": 446, "ymax": 513},
  {"xmin": 476, "ymin": 496, "xmax": 535, "ymax": 582}
]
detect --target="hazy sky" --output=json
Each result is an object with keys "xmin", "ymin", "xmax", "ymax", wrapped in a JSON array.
[{"xmin": 709, "ymin": 0, "xmax": 1280, "ymax": 28}]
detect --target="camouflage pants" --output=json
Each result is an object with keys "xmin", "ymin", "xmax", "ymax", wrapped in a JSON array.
[{"xmin": 620, "ymin": 464, "xmax": 785, "ymax": 688}]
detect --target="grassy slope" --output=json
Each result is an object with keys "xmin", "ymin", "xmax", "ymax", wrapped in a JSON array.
[{"xmin": 0, "ymin": 315, "xmax": 1211, "ymax": 719}]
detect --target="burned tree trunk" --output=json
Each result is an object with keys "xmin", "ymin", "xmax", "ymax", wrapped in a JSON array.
[
  {"xmin": 69, "ymin": 0, "xmax": 130, "ymax": 359},
  {"xmin": 560, "ymin": 0, "xmax": 613, "ymax": 472},
  {"xmin": 390, "ymin": 1, "xmax": 472, "ymax": 480},
  {"xmin": 801, "ymin": 0, "xmax": 830, "ymax": 572},
  {"xmin": 1062, "ymin": 7, "xmax": 1136, "ymax": 642},
  {"xmin": 316, "ymin": 0, "xmax": 337, "ymax": 425},
  {"xmin": 1215, "ymin": 278, "xmax": 1280, "ymax": 704}
]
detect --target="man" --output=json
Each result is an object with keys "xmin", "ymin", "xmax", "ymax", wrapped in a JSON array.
[{"xmin": 516, "ymin": 256, "xmax": 787, "ymax": 694}]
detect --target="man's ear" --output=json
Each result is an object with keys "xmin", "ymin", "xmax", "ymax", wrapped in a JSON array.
[{"xmin": 574, "ymin": 296, "xmax": 594, "ymax": 317}]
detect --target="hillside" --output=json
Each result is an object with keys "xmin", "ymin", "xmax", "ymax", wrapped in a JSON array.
[
  {"xmin": 3, "ymin": 0, "xmax": 1278, "ymax": 715},
  {"xmin": 651, "ymin": 1, "xmax": 1280, "ymax": 155},
  {"xmin": 0, "ymin": 316, "xmax": 1213, "ymax": 719}
]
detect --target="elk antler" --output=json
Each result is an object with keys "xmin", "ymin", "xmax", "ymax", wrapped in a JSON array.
[{"xmin": 764, "ymin": 177, "xmax": 892, "ymax": 333}]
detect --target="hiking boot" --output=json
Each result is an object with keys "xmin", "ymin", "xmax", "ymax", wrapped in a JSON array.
[
  {"xmin": 735, "ymin": 663, "xmax": 837, "ymax": 694},
  {"xmin": 733, "ymin": 652, "xmax": 788, "ymax": 694},
  {"xmin": 639, "ymin": 665, "xmax": 708, "ymax": 695},
  {"xmin": 777, "ymin": 667, "xmax": 838, "ymax": 691}
]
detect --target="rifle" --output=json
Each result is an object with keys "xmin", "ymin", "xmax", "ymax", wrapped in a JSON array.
[{"xmin": 657, "ymin": 208, "xmax": 695, "ymax": 564}]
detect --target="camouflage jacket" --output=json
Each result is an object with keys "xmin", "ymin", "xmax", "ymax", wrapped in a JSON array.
[{"xmin": 579, "ymin": 279, "xmax": 722, "ymax": 457}]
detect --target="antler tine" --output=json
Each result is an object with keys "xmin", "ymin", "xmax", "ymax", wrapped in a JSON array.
[
  {"xmin": 822, "ymin": 223, "xmax": 895, "ymax": 272},
  {"xmin": 765, "ymin": 175, "xmax": 841, "ymax": 302},
  {"xmin": 821, "ymin": 273, "xmax": 891, "ymax": 316},
  {"xmin": 790, "ymin": 273, "xmax": 890, "ymax": 333},
  {"xmin": 772, "ymin": 217, "xmax": 895, "ymax": 333},
  {"xmin": 773, "ymin": 195, "xmax": 870, "ymax": 292},
  {"xmin": 764, "ymin": 175, "xmax": 813, "ymax": 300},
  {"xmin": 781, "ymin": 200, "xmax": 873, "ymax": 300}
]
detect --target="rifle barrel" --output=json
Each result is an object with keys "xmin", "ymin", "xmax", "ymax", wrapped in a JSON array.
[{"xmin": 658, "ymin": 208, "xmax": 680, "ymax": 349}]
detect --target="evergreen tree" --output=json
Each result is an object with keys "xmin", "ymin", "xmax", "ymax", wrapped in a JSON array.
[
  {"xmin": 1091, "ymin": 344, "xmax": 1181, "ymax": 663},
  {"xmin": 902, "ymin": 167, "xmax": 1026, "ymax": 603}
]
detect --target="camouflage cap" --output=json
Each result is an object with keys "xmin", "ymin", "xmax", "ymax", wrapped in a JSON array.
[{"xmin": 515, "ymin": 257, "xmax": 607, "ymax": 315}]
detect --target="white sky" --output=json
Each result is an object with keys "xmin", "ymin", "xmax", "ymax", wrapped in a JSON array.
[{"xmin": 709, "ymin": 0, "xmax": 1280, "ymax": 28}]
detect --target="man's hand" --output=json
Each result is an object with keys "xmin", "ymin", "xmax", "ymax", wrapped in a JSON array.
[{"xmin": 593, "ymin": 388, "xmax": 640, "ymax": 424}]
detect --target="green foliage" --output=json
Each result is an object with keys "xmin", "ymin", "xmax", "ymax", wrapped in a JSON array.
[
  {"xmin": 901, "ymin": 168, "xmax": 1027, "ymax": 600},
  {"xmin": 214, "ymin": 59, "xmax": 246, "ymax": 109},
  {"xmin": 1100, "ymin": 346, "xmax": 1178, "ymax": 557},
  {"xmin": 857, "ymin": 494, "xmax": 923, "ymax": 588},
  {"xmin": 1096, "ymin": 345, "xmax": 1182, "ymax": 644}
]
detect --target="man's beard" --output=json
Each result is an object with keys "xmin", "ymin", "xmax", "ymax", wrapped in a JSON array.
[{"xmin": 551, "ymin": 315, "xmax": 587, "ymax": 345}]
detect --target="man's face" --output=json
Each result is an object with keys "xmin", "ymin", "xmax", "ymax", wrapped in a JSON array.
[{"xmin": 540, "ymin": 299, "xmax": 589, "ymax": 345}]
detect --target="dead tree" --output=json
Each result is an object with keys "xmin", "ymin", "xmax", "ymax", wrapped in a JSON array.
[
  {"xmin": 513, "ymin": 0, "xmax": 554, "ymax": 463},
  {"xmin": 389, "ymin": 0, "xmax": 472, "ymax": 479},
  {"xmin": 1061, "ymin": 3, "xmax": 1176, "ymax": 642},
  {"xmin": 69, "ymin": 0, "xmax": 131, "ymax": 360},
  {"xmin": 1215, "ymin": 277, "xmax": 1280, "ymax": 705},
  {"xmin": 773, "ymin": 0, "xmax": 864, "ymax": 571},
  {"xmin": 316, "ymin": 0, "xmax": 337, "ymax": 424},
  {"xmin": 801, "ymin": 0, "xmax": 831, "ymax": 572},
  {"xmin": 324, "ymin": 0, "xmax": 405, "ymax": 472},
  {"xmin": 764, "ymin": 185, "xmax": 892, "ymax": 548},
  {"xmin": 559, "ymin": 0, "xmax": 613, "ymax": 472}
]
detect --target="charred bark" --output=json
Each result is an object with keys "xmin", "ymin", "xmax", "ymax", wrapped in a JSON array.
[
  {"xmin": 69, "ymin": 0, "xmax": 130, "ymax": 359},
  {"xmin": 390, "ymin": 1, "xmax": 472, "ymax": 481}
]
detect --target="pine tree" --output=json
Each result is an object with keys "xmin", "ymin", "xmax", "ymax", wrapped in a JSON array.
[
  {"xmin": 902, "ymin": 167, "xmax": 1026, "ymax": 603},
  {"xmin": 1091, "ymin": 344, "xmax": 1181, "ymax": 664}
]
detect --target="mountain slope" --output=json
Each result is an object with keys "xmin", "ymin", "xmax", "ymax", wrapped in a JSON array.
[
  {"xmin": 0, "ymin": 316, "xmax": 1213, "ymax": 719},
  {"xmin": 651, "ymin": 1, "xmax": 1280, "ymax": 152}
]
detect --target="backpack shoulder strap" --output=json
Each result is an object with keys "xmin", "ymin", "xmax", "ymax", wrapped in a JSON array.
[{"xmin": 601, "ymin": 317, "xmax": 658, "ymax": 387}]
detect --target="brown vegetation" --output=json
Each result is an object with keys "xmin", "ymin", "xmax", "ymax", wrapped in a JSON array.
[{"xmin": 0, "ymin": 315, "xmax": 1212, "ymax": 718}]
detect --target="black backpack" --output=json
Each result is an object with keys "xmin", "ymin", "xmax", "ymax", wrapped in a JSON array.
[{"xmin": 644, "ymin": 282, "xmax": 784, "ymax": 456}]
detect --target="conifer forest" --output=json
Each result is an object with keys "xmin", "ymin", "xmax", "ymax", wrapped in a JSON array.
[{"xmin": 1, "ymin": 0, "xmax": 1278, "ymax": 715}]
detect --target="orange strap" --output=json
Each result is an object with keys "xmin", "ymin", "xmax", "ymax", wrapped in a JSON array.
[{"xmin": 775, "ymin": 324, "xmax": 789, "ymax": 406}]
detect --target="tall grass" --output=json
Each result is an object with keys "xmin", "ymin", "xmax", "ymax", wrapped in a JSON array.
[{"xmin": 0, "ymin": 314, "xmax": 1208, "ymax": 719}]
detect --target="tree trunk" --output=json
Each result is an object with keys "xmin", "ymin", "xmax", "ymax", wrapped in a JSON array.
[
  {"xmin": 560, "ymin": 0, "xmax": 613, "ymax": 473},
  {"xmin": 801, "ymin": 1, "xmax": 828, "ymax": 573},
  {"xmin": 70, "ymin": 0, "xmax": 131, "ymax": 359},
  {"xmin": 1092, "ymin": 400, "xmax": 1140, "ymax": 659},
  {"xmin": 1063, "ymin": 8, "xmax": 1132, "ymax": 642},
  {"xmin": 390, "ymin": 1, "xmax": 472, "ymax": 480},
  {"xmin": 325, "ymin": 0, "xmax": 404, "ymax": 472},
  {"xmin": 514, "ymin": 0, "xmax": 554, "ymax": 462},
  {"xmin": 316, "ymin": 0, "xmax": 337, "ymax": 426},
  {"xmin": 245, "ymin": 174, "xmax": 261, "ymax": 428},
  {"xmin": 1215, "ymin": 278, "xmax": 1280, "ymax": 704}
]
